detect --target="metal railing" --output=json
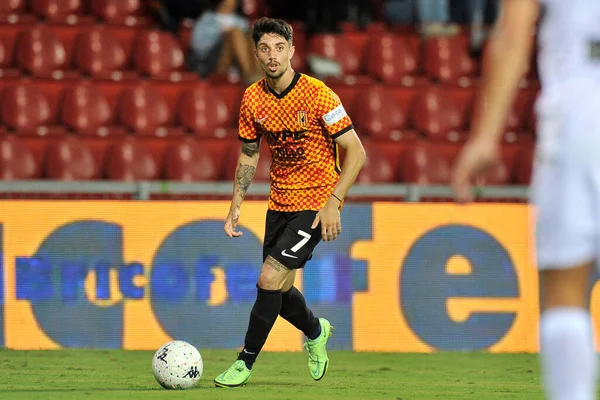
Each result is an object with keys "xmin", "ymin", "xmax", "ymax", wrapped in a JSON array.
[{"xmin": 0, "ymin": 181, "xmax": 531, "ymax": 201}]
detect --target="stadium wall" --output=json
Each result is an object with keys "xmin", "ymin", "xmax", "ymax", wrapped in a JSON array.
[{"xmin": 0, "ymin": 200, "xmax": 578, "ymax": 353}]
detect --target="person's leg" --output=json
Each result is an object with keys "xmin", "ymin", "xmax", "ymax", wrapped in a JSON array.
[
  {"xmin": 533, "ymin": 156, "xmax": 598, "ymax": 400},
  {"xmin": 214, "ymin": 31, "xmax": 234, "ymax": 75},
  {"xmin": 228, "ymin": 27, "xmax": 262, "ymax": 84},
  {"xmin": 214, "ymin": 256, "xmax": 292, "ymax": 387},
  {"xmin": 539, "ymin": 265, "xmax": 597, "ymax": 400},
  {"xmin": 280, "ymin": 271, "xmax": 321, "ymax": 339}
]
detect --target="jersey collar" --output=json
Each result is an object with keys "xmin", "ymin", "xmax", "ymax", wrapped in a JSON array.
[{"xmin": 267, "ymin": 72, "xmax": 301, "ymax": 99}]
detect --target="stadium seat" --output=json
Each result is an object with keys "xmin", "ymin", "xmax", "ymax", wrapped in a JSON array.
[
  {"xmin": 504, "ymin": 89, "xmax": 537, "ymax": 133},
  {"xmin": 327, "ymin": 83, "xmax": 360, "ymax": 119},
  {"xmin": 178, "ymin": 84, "xmax": 232, "ymax": 138},
  {"xmin": 412, "ymin": 87, "xmax": 469, "ymax": 142},
  {"xmin": 0, "ymin": 0, "xmax": 36, "ymax": 23},
  {"xmin": 514, "ymin": 144, "xmax": 534, "ymax": 185},
  {"xmin": 16, "ymin": 26, "xmax": 77, "ymax": 79},
  {"xmin": 401, "ymin": 142, "xmax": 453, "ymax": 184},
  {"xmin": 105, "ymin": 137, "xmax": 159, "ymax": 181},
  {"xmin": 290, "ymin": 22, "xmax": 307, "ymax": 72},
  {"xmin": 309, "ymin": 34, "xmax": 362, "ymax": 76},
  {"xmin": 366, "ymin": 34, "xmax": 419, "ymax": 84},
  {"xmin": 424, "ymin": 35, "xmax": 478, "ymax": 85},
  {"xmin": 74, "ymin": 28, "xmax": 137, "ymax": 80},
  {"xmin": 30, "ymin": 0, "xmax": 94, "ymax": 24},
  {"xmin": 1, "ymin": 85, "xmax": 54, "ymax": 135},
  {"xmin": 60, "ymin": 83, "xmax": 124, "ymax": 137},
  {"xmin": 0, "ymin": 135, "xmax": 39, "ymax": 180},
  {"xmin": 355, "ymin": 140, "xmax": 397, "ymax": 183},
  {"xmin": 164, "ymin": 136, "xmax": 222, "ymax": 181},
  {"xmin": 45, "ymin": 136, "xmax": 98, "ymax": 180},
  {"xmin": 133, "ymin": 30, "xmax": 197, "ymax": 81},
  {"xmin": 0, "ymin": 34, "xmax": 19, "ymax": 78},
  {"xmin": 118, "ymin": 85, "xmax": 173, "ymax": 137},
  {"xmin": 90, "ymin": 0, "xmax": 153, "ymax": 26},
  {"xmin": 0, "ymin": 0, "xmax": 26, "ymax": 15},
  {"xmin": 354, "ymin": 85, "xmax": 407, "ymax": 140}
]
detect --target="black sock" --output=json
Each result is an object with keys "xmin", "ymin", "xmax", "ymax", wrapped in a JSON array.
[
  {"xmin": 237, "ymin": 285, "xmax": 282, "ymax": 369},
  {"xmin": 280, "ymin": 286, "xmax": 321, "ymax": 340}
]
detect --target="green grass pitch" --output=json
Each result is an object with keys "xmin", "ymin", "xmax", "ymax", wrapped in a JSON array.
[{"xmin": 0, "ymin": 350, "xmax": 545, "ymax": 399}]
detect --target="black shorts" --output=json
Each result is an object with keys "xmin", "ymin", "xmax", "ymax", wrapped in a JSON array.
[{"xmin": 263, "ymin": 210, "xmax": 322, "ymax": 270}]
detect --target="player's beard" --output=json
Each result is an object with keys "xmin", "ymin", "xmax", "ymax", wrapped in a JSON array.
[{"xmin": 264, "ymin": 62, "xmax": 287, "ymax": 80}]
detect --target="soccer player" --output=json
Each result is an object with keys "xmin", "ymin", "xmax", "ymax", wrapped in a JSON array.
[
  {"xmin": 452, "ymin": 1, "xmax": 600, "ymax": 399},
  {"xmin": 214, "ymin": 17, "xmax": 366, "ymax": 388}
]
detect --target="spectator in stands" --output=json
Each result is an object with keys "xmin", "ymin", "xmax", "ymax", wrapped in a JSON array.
[
  {"xmin": 450, "ymin": 0, "xmax": 499, "ymax": 55},
  {"xmin": 187, "ymin": 0, "xmax": 262, "ymax": 84},
  {"xmin": 151, "ymin": 0, "xmax": 206, "ymax": 33},
  {"xmin": 384, "ymin": 0, "xmax": 458, "ymax": 36}
]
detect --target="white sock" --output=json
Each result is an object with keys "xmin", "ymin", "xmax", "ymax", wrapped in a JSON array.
[{"xmin": 540, "ymin": 307, "xmax": 597, "ymax": 400}]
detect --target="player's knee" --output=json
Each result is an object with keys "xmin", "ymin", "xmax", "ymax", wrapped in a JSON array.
[
  {"xmin": 257, "ymin": 273, "xmax": 285, "ymax": 291},
  {"xmin": 539, "ymin": 265, "xmax": 594, "ymax": 310}
]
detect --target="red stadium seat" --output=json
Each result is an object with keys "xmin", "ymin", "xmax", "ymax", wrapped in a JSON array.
[
  {"xmin": 45, "ymin": 136, "xmax": 98, "ymax": 180},
  {"xmin": 60, "ymin": 83, "xmax": 123, "ymax": 137},
  {"xmin": 90, "ymin": 0, "xmax": 153, "ymax": 26},
  {"xmin": 0, "ymin": 0, "xmax": 26, "ymax": 15},
  {"xmin": 178, "ymin": 84, "xmax": 232, "ymax": 138},
  {"xmin": 366, "ymin": 34, "xmax": 419, "ymax": 84},
  {"xmin": 118, "ymin": 85, "xmax": 172, "ymax": 136},
  {"xmin": 0, "ymin": 135, "xmax": 39, "ymax": 180},
  {"xmin": 412, "ymin": 87, "xmax": 469, "ymax": 142},
  {"xmin": 424, "ymin": 35, "xmax": 478, "ymax": 85},
  {"xmin": 355, "ymin": 140, "xmax": 397, "ymax": 183},
  {"xmin": 309, "ymin": 34, "xmax": 362, "ymax": 76},
  {"xmin": 133, "ymin": 30, "xmax": 196, "ymax": 81},
  {"xmin": 290, "ymin": 22, "xmax": 307, "ymax": 72},
  {"xmin": 74, "ymin": 28, "xmax": 136, "ymax": 80},
  {"xmin": 16, "ymin": 27, "xmax": 77, "ymax": 79},
  {"xmin": 164, "ymin": 137, "xmax": 222, "ymax": 181},
  {"xmin": 1, "ymin": 85, "xmax": 53, "ymax": 135},
  {"xmin": 514, "ymin": 144, "xmax": 535, "ymax": 185},
  {"xmin": 0, "ymin": 34, "xmax": 19, "ymax": 78},
  {"xmin": 354, "ymin": 85, "xmax": 407, "ymax": 140},
  {"xmin": 30, "ymin": 0, "xmax": 93, "ymax": 24},
  {"xmin": 0, "ymin": 0, "xmax": 36, "ymax": 23},
  {"xmin": 401, "ymin": 142, "xmax": 453, "ymax": 184},
  {"xmin": 105, "ymin": 137, "xmax": 159, "ymax": 181}
]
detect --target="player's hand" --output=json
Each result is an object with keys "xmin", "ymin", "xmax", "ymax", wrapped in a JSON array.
[
  {"xmin": 224, "ymin": 207, "xmax": 243, "ymax": 238},
  {"xmin": 451, "ymin": 137, "xmax": 500, "ymax": 204},
  {"xmin": 311, "ymin": 200, "xmax": 341, "ymax": 242}
]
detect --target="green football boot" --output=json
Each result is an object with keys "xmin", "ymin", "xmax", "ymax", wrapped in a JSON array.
[
  {"xmin": 303, "ymin": 318, "xmax": 333, "ymax": 380},
  {"xmin": 214, "ymin": 360, "xmax": 252, "ymax": 388}
]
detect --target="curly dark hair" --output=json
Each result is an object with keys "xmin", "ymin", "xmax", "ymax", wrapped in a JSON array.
[{"xmin": 251, "ymin": 17, "xmax": 293, "ymax": 47}]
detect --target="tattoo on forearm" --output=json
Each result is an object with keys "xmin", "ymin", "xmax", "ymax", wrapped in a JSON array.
[
  {"xmin": 235, "ymin": 164, "xmax": 256, "ymax": 199},
  {"xmin": 241, "ymin": 142, "xmax": 260, "ymax": 157},
  {"xmin": 266, "ymin": 256, "xmax": 289, "ymax": 272}
]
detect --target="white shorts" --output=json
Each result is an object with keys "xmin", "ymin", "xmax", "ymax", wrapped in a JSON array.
[{"xmin": 532, "ymin": 157, "xmax": 600, "ymax": 270}]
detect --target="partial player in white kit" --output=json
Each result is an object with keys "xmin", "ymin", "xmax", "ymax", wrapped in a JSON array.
[{"xmin": 452, "ymin": 0, "xmax": 600, "ymax": 399}]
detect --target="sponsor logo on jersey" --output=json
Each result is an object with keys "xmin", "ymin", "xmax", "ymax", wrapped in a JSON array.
[{"xmin": 323, "ymin": 104, "xmax": 347, "ymax": 126}]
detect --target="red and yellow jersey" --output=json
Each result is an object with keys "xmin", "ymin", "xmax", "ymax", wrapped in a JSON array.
[{"xmin": 238, "ymin": 72, "xmax": 354, "ymax": 212}]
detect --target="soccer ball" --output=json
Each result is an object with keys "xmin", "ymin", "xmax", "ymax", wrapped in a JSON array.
[{"xmin": 152, "ymin": 340, "xmax": 203, "ymax": 390}]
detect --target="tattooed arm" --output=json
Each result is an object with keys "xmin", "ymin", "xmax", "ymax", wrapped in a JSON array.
[{"xmin": 223, "ymin": 141, "xmax": 260, "ymax": 238}]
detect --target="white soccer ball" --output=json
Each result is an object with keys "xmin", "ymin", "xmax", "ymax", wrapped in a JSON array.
[{"xmin": 152, "ymin": 340, "xmax": 203, "ymax": 390}]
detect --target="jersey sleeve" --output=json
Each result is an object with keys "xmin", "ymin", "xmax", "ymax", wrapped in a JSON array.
[
  {"xmin": 238, "ymin": 92, "xmax": 260, "ymax": 142},
  {"xmin": 314, "ymin": 86, "xmax": 354, "ymax": 139}
]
